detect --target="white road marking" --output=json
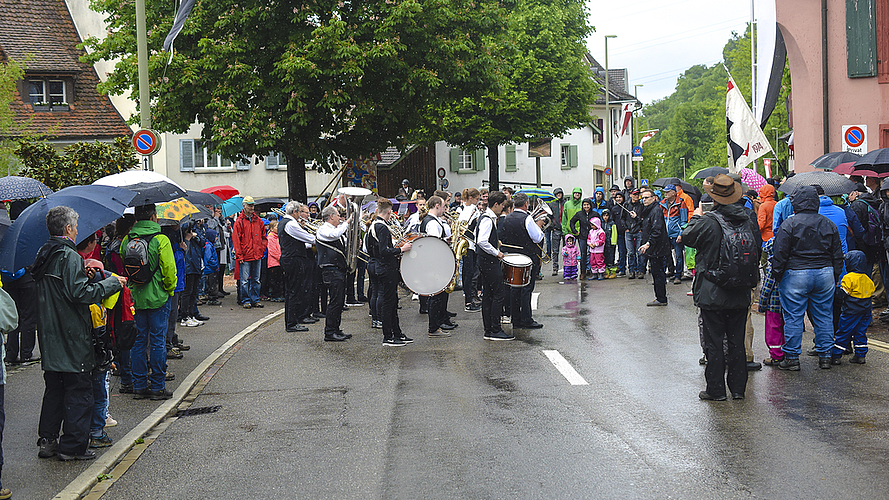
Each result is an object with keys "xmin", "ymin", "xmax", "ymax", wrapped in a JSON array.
[
  {"xmin": 531, "ymin": 292, "xmax": 540, "ymax": 310},
  {"xmin": 543, "ymin": 350, "xmax": 589, "ymax": 385}
]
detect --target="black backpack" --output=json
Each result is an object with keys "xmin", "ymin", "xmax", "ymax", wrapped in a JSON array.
[
  {"xmin": 123, "ymin": 233, "xmax": 158, "ymax": 285},
  {"xmin": 702, "ymin": 211, "xmax": 760, "ymax": 289},
  {"xmin": 859, "ymin": 201, "xmax": 882, "ymax": 247}
]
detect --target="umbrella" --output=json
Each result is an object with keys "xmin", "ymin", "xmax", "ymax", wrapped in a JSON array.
[
  {"xmin": 156, "ymin": 198, "xmax": 199, "ymax": 221},
  {"xmin": 220, "ymin": 196, "xmax": 244, "ymax": 218},
  {"xmin": 159, "ymin": 203, "xmax": 213, "ymax": 226},
  {"xmin": 810, "ymin": 151, "xmax": 862, "ymax": 170},
  {"xmin": 200, "ymin": 185, "xmax": 239, "ymax": 201},
  {"xmin": 739, "ymin": 168, "xmax": 768, "ymax": 191},
  {"xmin": 832, "ymin": 162, "xmax": 857, "ymax": 175},
  {"xmin": 651, "ymin": 177, "xmax": 702, "ymax": 198},
  {"xmin": 691, "ymin": 167, "xmax": 728, "ymax": 180},
  {"xmin": 0, "ymin": 176, "xmax": 52, "ymax": 200},
  {"xmin": 0, "ymin": 185, "xmax": 135, "ymax": 272},
  {"xmin": 185, "ymin": 190, "xmax": 223, "ymax": 207},
  {"xmin": 516, "ymin": 188, "xmax": 556, "ymax": 202},
  {"xmin": 777, "ymin": 171, "xmax": 857, "ymax": 197},
  {"xmin": 0, "ymin": 209, "xmax": 10, "ymax": 242},
  {"xmin": 851, "ymin": 148, "xmax": 889, "ymax": 177},
  {"xmin": 93, "ymin": 170, "xmax": 187, "ymax": 206},
  {"xmin": 253, "ymin": 197, "xmax": 287, "ymax": 211}
]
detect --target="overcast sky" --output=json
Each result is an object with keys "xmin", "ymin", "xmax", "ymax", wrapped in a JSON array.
[{"xmin": 585, "ymin": 0, "xmax": 752, "ymax": 105}]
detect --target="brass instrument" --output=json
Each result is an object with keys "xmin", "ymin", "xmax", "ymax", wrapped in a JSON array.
[
  {"xmin": 299, "ymin": 218, "xmax": 324, "ymax": 234},
  {"xmin": 337, "ymin": 186, "xmax": 372, "ymax": 273},
  {"xmin": 444, "ymin": 208, "xmax": 475, "ymax": 293},
  {"xmin": 529, "ymin": 198, "xmax": 553, "ymax": 264}
]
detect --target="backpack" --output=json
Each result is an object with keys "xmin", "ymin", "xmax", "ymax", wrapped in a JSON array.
[
  {"xmin": 860, "ymin": 202, "xmax": 882, "ymax": 247},
  {"xmin": 123, "ymin": 233, "xmax": 158, "ymax": 285},
  {"xmin": 107, "ymin": 284, "xmax": 136, "ymax": 352},
  {"xmin": 702, "ymin": 211, "xmax": 760, "ymax": 289}
]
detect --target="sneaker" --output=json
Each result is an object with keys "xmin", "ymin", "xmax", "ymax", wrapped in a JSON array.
[
  {"xmin": 58, "ymin": 449, "xmax": 97, "ymax": 461},
  {"xmin": 778, "ymin": 358, "xmax": 800, "ymax": 371},
  {"xmin": 762, "ymin": 357, "xmax": 783, "ymax": 366},
  {"xmin": 174, "ymin": 342, "xmax": 190, "ymax": 351},
  {"xmin": 346, "ymin": 301, "xmax": 363, "ymax": 307},
  {"xmin": 383, "ymin": 338, "xmax": 407, "ymax": 347},
  {"xmin": 185, "ymin": 318, "xmax": 202, "ymax": 327},
  {"xmin": 179, "ymin": 318, "xmax": 189, "ymax": 326},
  {"xmin": 165, "ymin": 373, "xmax": 175, "ymax": 381},
  {"xmin": 38, "ymin": 437, "xmax": 58, "ymax": 458},
  {"xmin": 464, "ymin": 303, "xmax": 481, "ymax": 312},
  {"xmin": 207, "ymin": 300, "xmax": 222, "ymax": 306},
  {"xmin": 646, "ymin": 300, "xmax": 667, "ymax": 306},
  {"xmin": 89, "ymin": 434, "xmax": 113, "ymax": 448},
  {"xmin": 484, "ymin": 330, "xmax": 515, "ymax": 341},
  {"xmin": 501, "ymin": 316, "xmax": 511, "ymax": 324},
  {"xmin": 428, "ymin": 329, "xmax": 451, "ymax": 337},
  {"xmin": 616, "ymin": 272, "xmax": 626, "ymax": 277},
  {"xmin": 399, "ymin": 335, "xmax": 414, "ymax": 344},
  {"xmin": 251, "ymin": 302, "xmax": 263, "ymax": 309},
  {"xmin": 849, "ymin": 355, "xmax": 866, "ymax": 364},
  {"xmin": 242, "ymin": 303, "xmax": 252, "ymax": 309},
  {"xmin": 673, "ymin": 278, "xmax": 682, "ymax": 285},
  {"xmin": 371, "ymin": 320, "xmax": 382, "ymax": 329},
  {"xmin": 167, "ymin": 348, "xmax": 183, "ymax": 360},
  {"xmin": 105, "ymin": 414, "xmax": 118, "ymax": 427},
  {"xmin": 149, "ymin": 389, "xmax": 174, "ymax": 400}
]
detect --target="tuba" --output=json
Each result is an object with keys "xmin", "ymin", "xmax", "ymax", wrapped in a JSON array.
[
  {"xmin": 529, "ymin": 198, "xmax": 553, "ymax": 264},
  {"xmin": 337, "ymin": 186, "xmax": 372, "ymax": 273}
]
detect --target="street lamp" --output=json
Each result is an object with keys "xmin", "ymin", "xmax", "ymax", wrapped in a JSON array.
[
  {"xmin": 604, "ymin": 35, "xmax": 617, "ymax": 189},
  {"xmin": 633, "ymin": 84, "xmax": 643, "ymax": 182},
  {"xmin": 680, "ymin": 157, "xmax": 687, "ymax": 179}
]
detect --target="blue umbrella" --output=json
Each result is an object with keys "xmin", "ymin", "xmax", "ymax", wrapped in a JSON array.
[
  {"xmin": 0, "ymin": 176, "xmax": 52, "ymax": 200},
  {"xmin": 516, "ymin": 188, "xmax": 556, "ymax": 202},
  {"xmin": 0, "ymin": 185, "xmax": 135, "ymax": 272},
  {"xmin": 220, "ymin": 196, "xmax": 244, "ymax": 217}
]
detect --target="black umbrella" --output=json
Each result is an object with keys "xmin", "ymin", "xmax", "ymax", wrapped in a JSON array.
[
  {"xmin": 0, "ymin": 176, "xmax": 52, "ymax": 200},
  {"xmin": 777, "ymin": 171, "xmax": 857, "ymax": 197},
  {"xmin": 0, "ymin": 185, "xmax": 135, "ymax": 271},
  {"xmin": 0, "ymin": 209, "xmax": 10, "ymax": 242},
  {"xmin": 185, "ymin": 190, "xmax": 223, "ymax": 206},
  {"xmin": 810, "ymin": 151, "xmax": 862, "ymax": 170},
  {"xmin": 253, "ymin": 197, "xmax": 287, "ymax": 211},
  {"xmin": 691, "ymin": 167, "xmax": 729, "ymax": 180},
  {"xmin": 651, "ymin": 177, "xmax": 702, "ymax": 198},
  {"xmin": 93, "ymin": 170, "xmax": 187, "ymax": 206},
  {"xmin": 850, "ymin": 148, "xmax": 889, "ymax": 177}
]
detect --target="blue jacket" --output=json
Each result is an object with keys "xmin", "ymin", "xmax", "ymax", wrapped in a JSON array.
[
  {"xmin": 838, "ymin": 250, "xmax": 873, "ymax": 316},
  {"xmin": 819, "ymin": 196, "xmax": 849, "ymax": 254},
  {"xmin": 660, "ymin": 197, "xmax": 688, "ymax": 238},
  {"xmin": 772, "ymin": 197, "xmax": 793, "ymax": 233},
  {"xmin": 173, "ymin": 245, "xmax": 186, "ymax": 293},
  {"xmin": 185, "ymin": 237, "xmax": 204, "ymax": 275},
  {"xmin": 203, "ymin": 241, "xmax": 219, "ymax": 275},
  {"xmin": 590, "ymin": 187, "xmax": 610, "ymax": 215}
]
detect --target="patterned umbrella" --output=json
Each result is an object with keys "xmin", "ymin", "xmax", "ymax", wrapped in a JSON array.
[
  {"xmin": 516, "ymin": 188, "xmax": 556, "ymax": 202},
  {"xmin": 0, "ymin": 176, "xmax": 52, "ymax": 200},
  {"xmin": 739, "ymin": 168, "xmax": 767, "ymax": 191},
  {"xmin": 156, "ymin": 198, "xmax": 199, "ymax": 221},
  {"xmin": 778, "ymin": 171, "xmax": 857, "ymax": 197}
]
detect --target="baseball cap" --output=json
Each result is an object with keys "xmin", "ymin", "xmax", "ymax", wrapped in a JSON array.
[
  {"xmin": 664, "ymin": 184, "xmax": 676, "ymax": 192},
  {"xmin": 243, "ymin": 196, "xmax": 255, "ymax": 205}
]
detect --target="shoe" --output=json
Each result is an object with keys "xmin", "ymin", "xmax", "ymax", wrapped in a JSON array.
[
  {"xmin": 399, "ymin": 335, "xmax": 414, "ymax": 344},
  {"xmin": 207, "ymin": 300, "xmax": 222, "ymax": 306},
  {"xmin": 185, "ymin": 317, "xmax": 202, "ymax": 327},
  {"xmin": 411, "ymin": 294, "xmax": 419, "ymax": 301},
  {"xmin": 628, "ymin": 273, "xmax": 636, "ymax": 279},
  {"xmin": 778, "ymin": 358, "xmax": 800, "ymax": 371},
  {"xmin": 180, "ymin": 318, "xmax": 189, "ymax": 327},
  {"xmin": 849, "ymin": 356, "xmax": 866, "ymax": 364},
  {"xmin": 746, "ymin": 361, "xmax": 762, "ymax": 371},
  {"xmin": 419, "ymin": 309, "xmax": 428, "ymax": 315},
  {"xmin": 806, "ymin": 348, "xmax": 818, "ymax": 356},
  {"xmin": 501, "ymin": 316, "xmax": 511, "ymax": 324},
  {"xmin": 699, "ymin": 356, "xmax": 707, "ymax": 365},
  {"xmin": 89, "ymin": 433, "xmax": 113, "ymax": 448},
  {"xmin": 819, "ymin": 357, "xmax": 832, "ymax": 369},
  {"xmin": 38, "ymin": 437, "xmax": 58, "ymax": 458},
  {"xmin": 484, "ymin": 330, "xmax": 515, "ymax": 341},
  {"xmin": 165, "ymin": 373, "xmax": 175, "ymax": 381},
  {"xmin": 345, "ymin": 301, "xmax": 362, "ymax": 307},
  {"xmin": 428, "ymin": 329, "xmax": 451, "ymax": 337},
  {"xmin": 58, "ymin": 449, "xmax": 97, "ymax": 461},
  {"xmin": 616, "ymin": 272, "xmax": 626, "ymax": 277},
  {"xmin": 338, "ymin": 331, "xmax": 353, "ymax": 339},
  {"xmin": 830, "ymin": 357, "xmax": 843, "ymax": 365},
  {"xmin": 446, "ymin": 310, "xmax": 457, "ymax": 317},
  {"xmin": 464, "ymin": 303, "xmax": 482, "ymax": 312},
  {"xmin": 195, "ymin": 313, "xmax": 210, "ymax": 321},
  {"xmin": 371, "ymin": 320, "xmax": 382, "ymax": 329},
  {"xmin": 516, "ymin": 321, "xmax": 543, "ymax": 329},
  {"xmin": 219, "ymin": 290, "xmax": 231, "ymax": 296},
  {"xmin": 698, "ymin": 391, "xmax": 727, "ymax": 401},
  {"xmin": 149, "ymin": 388, "xmax": 173, "ymax": 400},
  {"xmin": 242, "ymin": 303, "xmax": 252, "ymax": 309},
  {"xmin": 105, "ymin": 414, "xmax": 118, "ymax": 427},
  {"xmin": 686, "ymin": 291, "xmax": 694, "ymax": 296},
  {"xmin": 552, "ymin": 270, "xmax": 558, "ymax": 276},
  {"xmin": 119, "ymin": 384, "xmax": 134, "ymax": 394},
  {"xmin": 762, "ymin": 357, "xmax": 783, "ymax": 366},
  {"xmin": 383, "ymin": 338, "xmax": 407, "ymax": 347},
  {"xmin": 587, "ymin": 274, "xmax": 595, "ymax": 281},
  {"xmin": 167, "ymin": 348, "xmax": 183, "ymax": 360},
  {"xmin": 313, "ymin": 312, "xmax": 326, "ymax": 319},
  {"xmin": 359, "ymin": 296, "xmax": 370, "ymax": 303},
  {"xmin": 731, "ymin": 392, "xmax": 745, "ymax": 400},
  {"xmin": 324, "ymin": 333, "xmax": 348, "ymax": 342},
  {"xmin": 439, "ymin": 322, "xmax": 457, "ymax": 331},
  {"xmin": 260, "ymin": 296, "xmax": 270, "ymax": 301},
  {"xmin": 597, "ymin": 273, "xmax": 604, "ymax": 281},
  {"xmin": 673, "ymin": 278, "xmax": 682, "ymax": 285},
  {"xmin": 133, "ymin": 388, "xmax": 152, "ymax": 400},
  {"xmin": 299, "ymin": 316, "xmax": 319, "ymax": 324},
  {"xmin": 646, "ymin": 300, "xmax": 667, "ymax": 306},
  {"xmin": 286, "ymin": 325, "xmax": 309, "ymax": 332},
  {"xmin": 174, "ymin": 342, "xmax": 190, "ymax": 351}
]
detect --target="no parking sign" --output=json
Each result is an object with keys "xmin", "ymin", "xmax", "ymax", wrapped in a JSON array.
[
  {"xmin": 842, "ymin": 125, "xmax": 867, "ymax": 154},
  {"xmin": 132, "ymin": 129, "xmax": 162, "ymax": 156}
]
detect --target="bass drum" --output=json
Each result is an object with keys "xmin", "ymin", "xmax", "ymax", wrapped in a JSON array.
[{"xmin": 400, "ymin": 235, "xmax": 456, "ymax": 296}]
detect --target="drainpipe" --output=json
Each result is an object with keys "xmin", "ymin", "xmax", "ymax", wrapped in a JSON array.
[{"xmin": 822, "ymin": 0, "xmax": 830, "ymax": 154}]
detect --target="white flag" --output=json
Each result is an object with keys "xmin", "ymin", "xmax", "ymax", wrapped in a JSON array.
[
  {"xmin": 726, "ymin": 72, "xmax": 773, "ymax": 172},
  {"xmin": 639, "ymin": 129, "xmax": 658, "ymax": 148}
]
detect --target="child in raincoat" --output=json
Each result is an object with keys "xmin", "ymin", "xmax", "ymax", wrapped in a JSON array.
[
  {"xmin": 758, "ymin": 239, "xmax": 785, "ymax": 365},
  {"xmin": 831, "ymin": 250, "xmax": 873, "ymax": 364},
  {"xmin": 601, "ymin": 209, "xmax": 617, "ymax": 267},
  {"xmin": 562, "ymin": 234, "xmax": 580, "ymax": 281},
  {"xmin": 588, "ymin": 217, "xmax": 606, "ymax": 280}
]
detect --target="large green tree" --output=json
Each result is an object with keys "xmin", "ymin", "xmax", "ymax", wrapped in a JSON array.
[
  {"xmin": 83, "ymin": 0, "xmax": 506, "ymax": 201},
  {"xmin": 422, "ymin": 0, "xmax": 596, "ymax": 190}
]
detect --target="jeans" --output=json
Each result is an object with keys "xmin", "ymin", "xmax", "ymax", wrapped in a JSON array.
[
  {"xmin": 90, "ymin": 370, "xmax": 109, "ymax": 439},
  {"xmin": 779, "ymin": 267, "xmax": 835, "ymax": 358},
  {"xmin": 615, "ymin": 233, "xmax": 627, "ymax": 273},
  {"xmin": 670, "ymin": 237, "xmax": 684, "ymax": 280},
  {"xmin": 133, "ymin": 298, "xmax": 171, "ymax": 392},
  {"xmin": 625, "ymin": 232, "xmax": 642, "ymax": 273},
  {"xmin": 240, "ymin": 259, "xmax": 262, "ymax": 305},
  {"xmin": 577, "ymin": 238, "xmax": 590, "ymax": 273},
  {"xmin": 547, "ymin": 230, "xmax": 563, "ymax": 270}
]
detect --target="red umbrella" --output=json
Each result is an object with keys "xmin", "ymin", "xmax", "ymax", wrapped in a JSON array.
[
  {"xmin": 832, "ymin": 162, "xmax": 857, "ymax": 175},
  {"xmin": 200, "ymin": 185, "xmax": 239, "ymax": 201}
]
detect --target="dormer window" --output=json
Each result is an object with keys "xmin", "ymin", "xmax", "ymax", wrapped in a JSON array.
[{"xmin": 28, "ymin": 79, "xmax": 68, "ymax": 105}]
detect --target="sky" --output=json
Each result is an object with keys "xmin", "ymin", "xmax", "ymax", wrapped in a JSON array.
[{"xmin": 585, "ymin": 0, "xmax": 752, "ymax": 105}]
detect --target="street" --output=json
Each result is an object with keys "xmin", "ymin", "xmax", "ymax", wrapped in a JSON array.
[{"xmin": 10, "ymin": 275, "xmax": 889, "ymax": 499}]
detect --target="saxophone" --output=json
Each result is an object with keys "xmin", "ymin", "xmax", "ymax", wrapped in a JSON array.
[{"xmin": 444, "ymin": 211, "xmax": 472, "ymax": 293}]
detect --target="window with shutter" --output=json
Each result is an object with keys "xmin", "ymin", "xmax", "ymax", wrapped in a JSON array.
[
  {"xmin": 473, "ymin": 149, "xmax": 486, "ymax": 171},
  {"xmin": 560, "ymin": 144, "xmax": 570, "ymax": 170},
  {"xmin": 236, "ymin": 159, "xmax": 251, "ymax": 170},
  {"xmin": 180, "ymin": 139, "xmax": 195, "ymax": 172},
  {"xmin": 847, "ymin": 0, "xmax": 877, "ymax": 78},
  {"xmin": 449, "ymin": 148, "xmax": 460, "ymax": 172},
  {"xmin": 265, "ymin": 153, "xmax": 279, "ymax": 170},
  {"xmin": 505, "ymin": 145, "xmax": 517, "ymax": 172},
  {"xmin": 569, "ymin": 145, "xmax": 578, "ymax": 169}
]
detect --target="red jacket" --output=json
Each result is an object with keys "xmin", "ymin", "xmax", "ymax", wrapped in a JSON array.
[{"xmin": 232, "ymin": 212, "xmax": 268, "ymax": 262}]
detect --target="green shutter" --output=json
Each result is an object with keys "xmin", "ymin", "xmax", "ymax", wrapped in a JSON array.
[
  {"xmin": 505, "ymin": 145, "xmax": 517, "ymax": 172},
  {"xmin": 847, "ymin": 0, "xmax": 877, "ymax": 78},
  {"xmin": 449, "ymin": 148, "xmax": 460, "ymax": 172},
  {"xmin": 473, "ymin": 149, "xmax": 486, "ymax": 171},
  {"xmin": 569, "ymin": 145, "xmax": 578, "ymax": 169}
]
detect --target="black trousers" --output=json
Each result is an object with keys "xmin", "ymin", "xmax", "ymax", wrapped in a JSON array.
[
  {"xmin": 3, "ymin": 274, "xmax": 37, "ymax": 361},
  {"xmin": 648, "ymin": 254, "xmax": 668, "ymax": 304},
  {"xmin": 38, "ymin": 371, "xmax": 93, "ymax": 455},
  {"xmin": 282, "ymin": 258, "xmax": 301, "ymax": 329},
  {"xmin": 322, "ymin": 267, "xmax": 346, "ymax": 336},
  {"xmin": 368, "ymin": 262, "xmax": 381, "ymax": 321},
  {"xmin": 478, "ymin": 255, "xmax": 505, "ymax": 334},
  {"xmin": 260, "ymin": 257, "xmax": 269, "ymax": 298},
  {"xmin": 701, "ymin": 308, "xmax": 748, "ymax": 398},
  {"xmin": 312, "ymin": 261, "xmax": 327, "ymax": 315},
  {"xmin": 510, "ymin": 260, "xmax": 539, "ymax": 326},
  {"xmin": 182, "ymin": 273, "xmax": 200, "ymax": 318},
  {"xmin": 427, "ymin": 291, "xmax": 447, "ymax": 333},
  {"xmin": 267, "ymin": 266, "xmax": 283, "ymax": 299},
  {"xmin": 376, "ymin": 266, "xmax": 402, "ymax": 340},
  {"xmin": 462, "ymin": 250, "xmax": 478, "ymax": 306},
  {"xmin": 204, "ymin": 271, "xmax": 219, "ymax": 299}
]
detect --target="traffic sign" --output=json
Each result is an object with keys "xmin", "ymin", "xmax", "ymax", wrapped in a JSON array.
[
  {"xmin": 132, "ymin": 129, "xmax": 161, "ymax": 156},
  {"xmin": 842, "ymin": 125, "xmax": 867, "ymax": 154},
  {"xmin": 437, "ymin": 167, "xmax": 446, "ymax": 179},
  {"xmin": 440, "ymin": 178, "xmax": 449, "ymax": 189},
  {"xmin": 632, "ymin": 146, "xmax": 643, "ymax": 157},
  {"xmin": 603, "ymin": 167, "xmax": 612, "ymax": 176},
  {"xmin": 640, "ymin": 179, "xmax": 649, "ymax": 187},
  {"xmin": 632, "ymin": 156, "xmax": 643, "ymax": 162}
]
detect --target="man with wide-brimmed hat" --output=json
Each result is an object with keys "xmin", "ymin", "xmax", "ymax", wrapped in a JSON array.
[{"xmin": 682, "ymin": 174, "xmax": 763, "ymax": 401}]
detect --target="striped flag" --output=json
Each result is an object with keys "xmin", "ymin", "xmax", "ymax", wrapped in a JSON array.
[
  {"xmin": 639, "ymin": 130, "xmax": 658, "ymax": 148},
  {"xmin": 615, "ymin": 103, "xmax": 635, "ymax": 138},
  {"xmin": 163, "ymin": 0, "xmax": 197, "ymax": 52}
]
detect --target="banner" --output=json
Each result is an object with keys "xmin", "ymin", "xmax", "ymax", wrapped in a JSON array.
[
  {"xmin": 639, "ymin": 130, "xmax": 658, "ymax": 148},
  {"xmin": 163, "ymin": 0, "xmax": 197, "ymax": 52},
  {"xmin": 726, "ymin": 71, "xmax": 773, "ymax": 172},
  {"xmin": 616, "ymin": 104, "xmax": 635, "ymax": 138}
]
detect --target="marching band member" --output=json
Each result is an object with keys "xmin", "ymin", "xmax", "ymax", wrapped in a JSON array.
[
  {"xmin": 458, "ymin": 188, "xmax": 482, "ymax": 312},
  {"xmin": 476, "ymin": 191, "xmax": 513, "ymax": 340},
  {"xmin": 365, "ymin": 199, "xmax": 413, "ymax": 346},
  {"xmin": 421, "ymin": 196, "xmax": 457, "ymax": 337},
  {"xmin": 279, "ymin": 202, "xmax": 316, "ymax": 332},
  {"xmin": 315, "ymin": 206, "xmax": 352, "ymax": 342},
  {"xmin": 500, "ymin": 193, "xmax": 545, "ymax": 329}
]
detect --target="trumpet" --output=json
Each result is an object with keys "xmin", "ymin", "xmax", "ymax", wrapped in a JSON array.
[{"xmin": 300, "ymin": 218, "xmax": 324, "ymax": 234}]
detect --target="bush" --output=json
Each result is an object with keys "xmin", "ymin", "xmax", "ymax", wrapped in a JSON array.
[{"xmin": 16, "ymin": 137, "xmax": 138, "ymax": 190}]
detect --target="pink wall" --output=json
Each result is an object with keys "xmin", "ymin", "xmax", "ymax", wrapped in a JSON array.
[{"xmin": 778, "ymin": 0, "xmax": 889, "ymax": 171}]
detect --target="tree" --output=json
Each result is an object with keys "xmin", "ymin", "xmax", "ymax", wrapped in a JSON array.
[
  {"xmin": 83, "ymin": 0, "xmax": 507, "ymax": 201},
  {"xmin": 0, "ymin": 60, "xmax": 30, "ymax": 175},
  {"xmin": 418, "ymin": 0, "xmax": 596, "ymax": 190},
  {"xmin": 15, "ymin": 138, "xmax": 138, "ymax": 190}
]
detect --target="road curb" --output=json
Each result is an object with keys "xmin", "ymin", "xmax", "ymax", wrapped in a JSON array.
[{"xmin": 52, "ymin": 308, "xmax": 284, "ymax": 500}]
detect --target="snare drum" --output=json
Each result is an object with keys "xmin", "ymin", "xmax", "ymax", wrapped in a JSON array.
[
  {"xmin": 501, "ymin": 253, "xmax": 533, "ymax": 287},
  {"xmin": 399, "ymin": 235, "xmax": 457, "ymax": 296}
]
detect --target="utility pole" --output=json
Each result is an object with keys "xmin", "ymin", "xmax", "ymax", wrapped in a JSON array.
[
  {"xmin": 634, "ymin": 84, "xmax": 643, "ymax": 183},
  {"xmin": 136, "ymin": 0, "xmax": 153, "ymax": 170},
  {"xmin": 604, "ymin": 35, "xmax": 616, "ymax": 190}
]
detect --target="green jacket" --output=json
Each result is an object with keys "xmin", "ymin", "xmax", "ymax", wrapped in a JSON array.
[
  {"xmin": 0, "ymin": 288, "xmax": 17, "ymax": 384},
  {"xmin": 121, "ymin": 220, "xmax": 177, "ymax": 310},
  {"xmin": 31, "ymin": 237, "xmax": 121, "ymax": 373},
  {"xmin": 562, "ymin": 187, "xmax": 584, "ymax": 234}
]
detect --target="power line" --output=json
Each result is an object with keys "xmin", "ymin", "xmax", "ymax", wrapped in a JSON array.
[
  {"xmin": 634, "ymin": 60, "xmax": 722, "ymax": 84},
  {"xmin": 611, "ymin": 17, "xmax": 748, "ymax": 54}
]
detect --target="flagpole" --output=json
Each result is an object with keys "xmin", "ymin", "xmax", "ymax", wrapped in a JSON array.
[{"xmin": 604, "ymin": 35, "xmax": 616, "ymax": 190}]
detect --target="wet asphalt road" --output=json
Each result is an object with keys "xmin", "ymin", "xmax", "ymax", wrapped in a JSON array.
[{"xmin": 93, "ymin": 276, "xmax": 889, "ymax": 499}]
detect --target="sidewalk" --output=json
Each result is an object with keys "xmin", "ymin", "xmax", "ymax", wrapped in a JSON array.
[{"xmin": 2, "ymin": 286, "xmax": 283, "ymax": 500}]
